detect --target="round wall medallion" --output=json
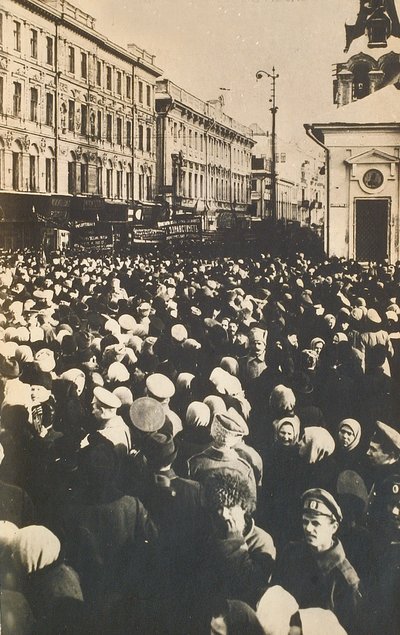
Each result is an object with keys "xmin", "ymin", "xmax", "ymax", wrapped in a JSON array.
[{"xmin": 363, "ymin": 169, "xmax": 384, "ymax": 190}]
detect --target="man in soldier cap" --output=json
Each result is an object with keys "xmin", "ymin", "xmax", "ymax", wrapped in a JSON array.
[
  {"xmin": 273, "ymin": 488, "xmax": 363, "ymax": 635},
  {"xmin": 365, "ymin": 420, "xmax": 400, "ymax": 493},
  {"xmin": 145, "ymin": 373, "xmax": 182, "ymax": 437},
  {"xmin": 89, "ymin": 386, "xmax": 131, "ymax": 454}
]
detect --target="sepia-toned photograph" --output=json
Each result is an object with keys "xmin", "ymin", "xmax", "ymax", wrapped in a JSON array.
[{"xmin": 0, "ymin": 0, "xmax": 400, "ymax": 633}]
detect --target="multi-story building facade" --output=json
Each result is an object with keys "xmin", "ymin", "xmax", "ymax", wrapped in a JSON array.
[
  {"xmin": 0, "ymin": 0, "xmax": 162, "ymax": 249},
  {"xmin": 250, "ymin": 126, "xmax": 324, "ymax": 226},
  {"xmin": 155, "ymin": 80, "xmax": 255, "ymax": 230}
]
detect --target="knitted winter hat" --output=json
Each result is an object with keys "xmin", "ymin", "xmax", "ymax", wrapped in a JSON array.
[{"xmin": 211, "ymin": 410, "xmax": 248, "ymax": 448}]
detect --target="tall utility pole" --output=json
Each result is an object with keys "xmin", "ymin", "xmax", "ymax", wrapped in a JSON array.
[{"xmin": 256, "ymin": 68, "xmax": 279, "ymax": 222}]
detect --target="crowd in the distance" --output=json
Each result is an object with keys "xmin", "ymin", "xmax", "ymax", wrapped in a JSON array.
[{"xmin": 0, "ymin": 246, "xmax": 400, "ymax": 635}]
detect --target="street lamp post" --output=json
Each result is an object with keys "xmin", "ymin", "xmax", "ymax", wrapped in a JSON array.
[{"xmin": 256, "ymin": 68, "xmax": 279, "ymax": 223}]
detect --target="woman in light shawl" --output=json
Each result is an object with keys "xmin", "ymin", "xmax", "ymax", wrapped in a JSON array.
[
  {"xmin": 263, "ymin": 417, "xmax": 302, "ymax": 549},
  {"xmin": 273, "ymin": 415, "xmax": 301, "ymax": 448},
  {"xmin": 297, "ymin": 426, "xmax": 339, "ymax": 494},
  {"xmin": 334, "ymin": 418, "xmax": 363, "ymax": 472},
  {"xmin": 310, "ymin": 337, "xmax": 325, "ymax": 358},
  {"xmin": 299, "ymin": 426, "xmax": 335, "ymax": 464}
]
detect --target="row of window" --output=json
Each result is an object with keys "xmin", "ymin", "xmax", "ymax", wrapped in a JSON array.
[
  {"xmin": 4, "ymin": 146, "xmax": 151, "ymax": 201},
  {"xmin": 67, "ymin": 161, "xmax": 152, "ymax": 200},
  {"xmin": 67, "ymin": 47, "xmax": 152, "ymax": 105},
  {"xmin": 66, "ymin": 101, "xmax": 152, "ymax": 150},
  {"xmin": 6, "ymin": 82, "xmax": 152, "ymax": 152},
  {"xmin": 179, "ymin": 170, "xmax": 248, "ymax": 203},
  {"xmin": 10, "ymin": 82, "xmax": 54, "ymax": 125},
  {"xmin": 10, "ymin": 151, "xmax": 54, "ymax": 193},
  {"xmin": 5, "ymin": 15, "xmax": 153, "ymax": 105},
  {"xmin": 8, "ymin": 19, "xmax": 54, "ymax": 66},
  {"xmin": 170, "ymin": 121, "xmax": 250, "ymax": 166}
]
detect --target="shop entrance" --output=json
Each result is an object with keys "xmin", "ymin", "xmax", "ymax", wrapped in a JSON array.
[{"xmin": 355, "ymin": 199, "xmax": 388, "ymax": 261}]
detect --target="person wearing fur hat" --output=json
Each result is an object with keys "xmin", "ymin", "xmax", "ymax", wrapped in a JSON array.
[
  {"xmin": 201, "ymin": 471, "xmax": 275, "ymax": 611},
  {"xmin": 273, "ymin": 488, "xmax": 363, "ymax": 635},
  {"xmin": 239, "ymin": 327, "xmax": 268, "ymax": 385},
  {"xmin": 187, "ymin": 411, "xmax": 257, "ymax": 499}
]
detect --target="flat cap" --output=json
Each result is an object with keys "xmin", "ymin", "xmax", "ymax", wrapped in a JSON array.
[
  {"xmin": 129, "ymin": 397, "xmax": 165, "ymax": 432},
  {"xmin": 302, "ymin": 488, "xmax": 343, "ymax": 523},
  {"xmin": 93, "ymin": 386, "xmax": 121, "ymax": 410},
  {"xmin": 375, "ymin": 420, "xmax": 400, "ymax": 452},
  {"xmin": 146, "ymin": 373, "xmax": 175, "ymax": 400}
]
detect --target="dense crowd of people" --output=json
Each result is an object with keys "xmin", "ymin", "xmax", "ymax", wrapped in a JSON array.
[{"xmin": 0, "ymin": 246, "xmax": 400, "ymax": 634}]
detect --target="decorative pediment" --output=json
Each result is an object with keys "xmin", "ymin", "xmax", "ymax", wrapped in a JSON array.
[{"xmin": 345, "ymin": 148, "xmax": 399, "ymax": 165}]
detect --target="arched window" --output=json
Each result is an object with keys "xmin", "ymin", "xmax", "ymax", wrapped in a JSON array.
[
  {"xmin": 126, "ymin": 163, "xmax": 132, "ymax": 201},
  {"xmin": 138, "ymin": 166, "xmax": 144, "ymax": 200},
  {"xmin": 116, "ymin": 161, "xmax": 123, "ymax": 199},
  {"xmin": 106, "ymin": 159, "xmax": 113, "ymax": 198},
  {"xmin": 379, "ymin": 52, "xmax": 400, "ymax": 84},
  {"xmin": 97, "ymin": 158, "xmax": 103, "ymax": 195},
  {"xmin": 0, "ymin": 138, "xmax": 5, "ymax": 190},
  {"xmin": 146, "ymin": 168, "xmax": 152, "ymax": 201},
  {"xmin": 68, "ymin": 151, "xmax": 77, "ymax": 194},
  {"xmin": 45, "ymin": 147, "xmax": 54, "ymax": 193},
  {"xmin": 352, "ymin": 62, "xmax": 371, "ymax": 100},
  {"xmin": 80, "ymin": 154, "xmax": 89, "ymax": 193},
  {"xmin": 12, "ymin": 140, "xmax": 23, "ymax": 191}
]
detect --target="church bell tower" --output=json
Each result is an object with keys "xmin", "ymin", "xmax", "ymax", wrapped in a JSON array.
[{"xmin": 334, "ymin": 0, "xmax": 400, "ymax": 106}]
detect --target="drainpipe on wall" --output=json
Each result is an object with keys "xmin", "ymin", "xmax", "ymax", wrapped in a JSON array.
[
  {"xmin": 304, "ymin": 124, "xmax": 330, "ymax": 255},
  {"xmin": 54, "ymin": 20, "xmax": 60, "ymax": 193}
]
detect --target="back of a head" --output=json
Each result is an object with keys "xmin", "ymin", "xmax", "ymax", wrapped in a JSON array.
[{"xmin": 269, "ymin": 384, "xmax": 296, "ymax": 415}]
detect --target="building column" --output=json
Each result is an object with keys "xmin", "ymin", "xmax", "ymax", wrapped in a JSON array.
[
  {"xmin": 336, "ymin": 70, "xmax": 353, "ymax": 107},
  {"xmin": 368, "ymin": 69, "xmax": 384, "ymax": 93}
]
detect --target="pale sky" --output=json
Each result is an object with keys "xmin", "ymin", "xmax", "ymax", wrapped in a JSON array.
[{"xmin": 80, "ymin": 0, "xmax": 399, "ymax": 146}]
